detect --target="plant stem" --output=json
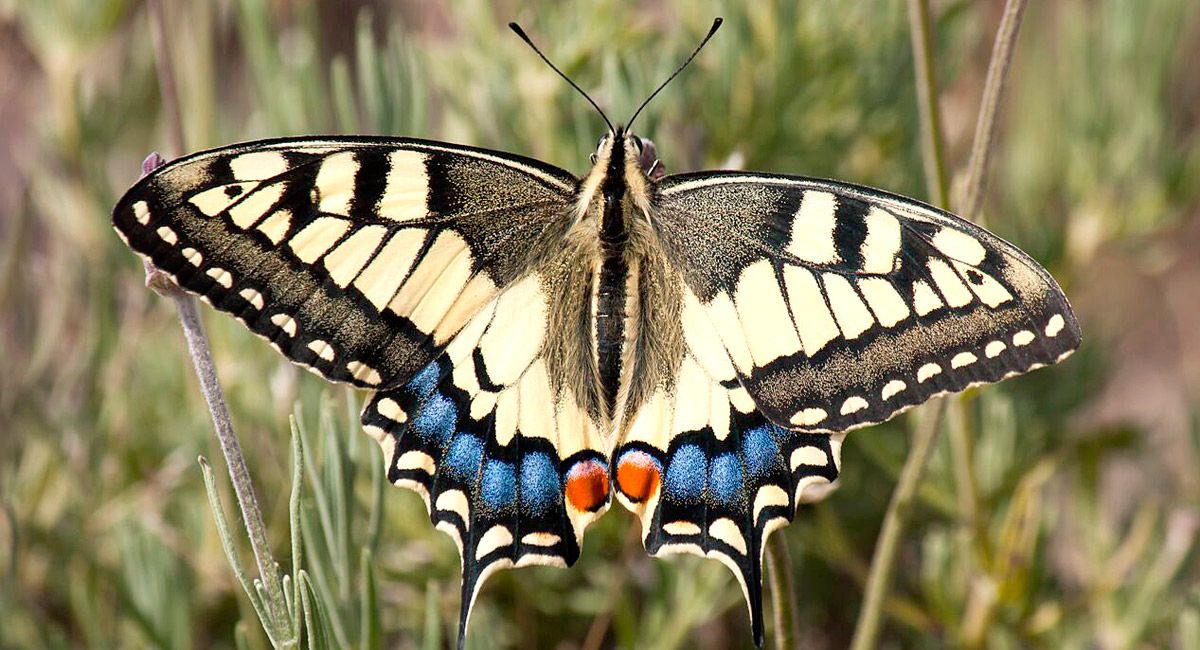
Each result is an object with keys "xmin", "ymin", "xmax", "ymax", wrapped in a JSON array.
[
  {"xmin": 961, "ymin": 0, "xmax": 1030, "ymax": 224},
  {"xmin": 850, "ymin": 403, "xmax": 946, "ymax": 650},
  {"xmin": 905, "ymin": 0, "xmax": 949, "ymax": 207},
  {"xmin": 145, "ymin": 0, "xmax": 291, "ymax": 638},
  {"xmin": 850, "ymin": 0, "xmax": 1031, "ymax": 647},
  {"xmin": 765, "ymin": 533, "xmax": 800, "ymax": 650},
  {"xmin": 146, "ymin": 0, "xmax": 186, "ymax": 157}
]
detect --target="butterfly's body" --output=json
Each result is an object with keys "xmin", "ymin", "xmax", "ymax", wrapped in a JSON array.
[{"xmin": 113, "ymin": 21, "xmax": 1080, "ymax": 649}]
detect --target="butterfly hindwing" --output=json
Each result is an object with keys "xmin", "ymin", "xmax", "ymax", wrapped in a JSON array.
[
  {"xmin": 650, "ymin": 171, "xmax": 1081, "ymax": 433},
  {"xmin": 613, "ymin": 335, "xmax": 846, "ymax": 646},
  {"xmin": 360, "ymin": 270, "xmax": 612, "ymax": 640},
  {"xmin": 112, "ymin": 136, "xmax": 577, "ymax": 389}
]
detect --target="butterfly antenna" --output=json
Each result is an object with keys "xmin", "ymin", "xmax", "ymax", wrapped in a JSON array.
[
  {"xmin": 509, "ymin": 22, "xmax": 615, "ymax": 134},
  {"xmin": 626, "ymin": 17, "xmax": 723, "ymax": 131}
]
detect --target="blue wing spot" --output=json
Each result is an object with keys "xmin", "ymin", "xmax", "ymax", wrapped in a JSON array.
[
  {"xmin": 709, "ymin": 453, "xmax": 744, "ymax": 506},
  {"xmin": 405, "ymin": 359, "xmax": 442, "ymax": 396},
  {"xmin": 741, "ymin": 425, "xmax": 780, "ymax": 481},
  {"xmin": 664, "ymin": 444, "xmax": 707, "ymax": 501},
  {"xmin": 444, "ymin": 433, "xmax": 484, "ymax": 482},
  {"xmin": 519, "ymin": 452, "xmax": 560, "ymax": 516},
  {"xmin": 411, "ymin": 391, "xmax": 456, "ymax": 447},
  {"xmin": 481, "ymin": 458, "xmax": 516, "ymax": 513}
]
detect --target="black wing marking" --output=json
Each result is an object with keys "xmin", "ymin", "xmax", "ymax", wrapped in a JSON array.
[
  {"xmin": 650, "ymin": 171, "xmax": 1081, "ymax": 433},
  {"xmin": 113, "ymin": 136, "xmax": 577, "ymax": 390}
]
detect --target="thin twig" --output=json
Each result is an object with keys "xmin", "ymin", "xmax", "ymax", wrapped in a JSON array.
[
  {"xmin": 172, "ymin": 294, "xmax": 289, "ymax": 626},
  {"xmin": 145, "ymin": 0, "xmax": 291, "ymax": 638},
  {"xmin": 850, "ymin": 0, "xmax": 1032, "ymax": 647}
]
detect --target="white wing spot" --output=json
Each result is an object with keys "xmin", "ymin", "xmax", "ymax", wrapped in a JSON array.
[
  {"xmin": 229, "ymin": 151, "xmax": 289, "ymax": 180},
  {"xmin": 917, "ymin": 362, "xmax": 942, "ymax": 383},
  {"xmin": 790, "ymin": 407, "xmax": 828, "ymax": 427},
  {"xmin": 229, "ymin": 183, "xmax": 286, "ymax": 229},
  {"xmin": 475, "ymin": 526, "xmax": 514, "ymax": 560},
  {"xmin": 256, "ymin": 209, "xmax": 292, "ymax": 244},
  {"xmin": 270, "ymin": 313, "xmax": 297, "ymax": 337},
  {"xmin": 313, "ymin": 151, "xmax": 359, "ymax": 216},
  {"xmin": 858, "ymin": 278, "xmax": 910, "ymax": 327},
  {"xmin": 795, "ymin": 474, "xmax": 835, "ymax": 504},
  {"xmin": 911, "ymin": 280, "xmax": 942, "ymax": 316},
  {"xmin": 787, "ymin": 191, "xmax": 839, "ymax": 264},
  {"xmin": 181, "ymin": 247, "xmax": 203, "ymax": 266},
  {"xmin": 663, "ymin": 521, "xmax": 702, "ymax": 536},
  {"xmin": 928, "ymin": 259, "xmax": 974, "ymax": 308},
  {"xmin": 289, "ymin": 216, "xmax": 351, "ymax": 264},
  {"xmin": 347, "ymin": 361, "xmax": 382, "ymax": 385},
  {"xmin": 354, "ymin": 229, "xmax": 426, "ymax": 311},
  {"xmin": 708, "ymin": 518, "xmax": 747, "ymax": 555},
  {"xmin": 881, "ymin": 379, "xmax": 907, "ymax": 400},
  {"xmin": 985, "ymin": 340, "xmax": 1006, "ymax": 358},
  {"xmin": 156, "ymin": 226, "xmax": 178, "ymax": 245},
  {"xmin": 728, "ymin": 386, "xmax": 756, "ymax": 414},
  {"xmin": 789, "ymin": 445, "xmax": 828, "ymax": 470},
  {"xmin": 521, "ymin": 532, "xmax": 561, "ymax": 546},
  {"xmin": 189, "ymin": 184, "xmax": 250, "ymax": 217},
  {"xmin": 205, "ymin": 267, "xmax": 233, "ymax": 288},
  {"xmin": 306, "ymin": 339, "xmax": 335, "ymax": 362},
  {"xmin": 860, "ymin": 207, "xmax": 902, "ymax": 273},
  {"xmin": 376, "ymin": 397, "xmax": 407, "ymax": 424},
  {"xmin": 396, "ymin": 450, "xmax": 435, "ymax": 475},
  {"xmin": 1045, "ymin": 314, "xmax": 1065, "ymax": 337},
  {"xmin": 951, "ymin": 352, "xmax": 978, "ymax": 368},
  {"xmin": 752, "ymin": 485, "xmax": 789, "ymax": 521},
  {"xmin": 1013, "ymin": 330, "xmax": 1035, "ymax": 346},
  {"xmin": 931, "ymin": 228, "xmax": 987, "ymax": 265},
  {"xmin": 133, "ymin": 200, "xmax": 151, "ymax": 225},
  {"xmin": 783, "ymin": 266, "xmax": 840, "ymax": 355},
  {"xmin": 706, "ymin": 291, "xmax": 754, "ymax": 374},
  {"xmin": 435, "ymin": 490, "xmax": 469, "ymax": 525},
  {"xmin": 378, "ymin": 150, "xmax": 430, "ymax": 222},
  {"xmin": 238, "ymin": 288, "xmax": 264, "ymax": 310},
  {"xmin": 825, "ymin": 274, "xmax": 874, "ymax": 339},
  {"xmin": 734, "ymin": 260, "xmax": 802, "ymax": 366},
  {"xmin": 840, "ymin": 396, "xmax": 868, "ymax": 415}
]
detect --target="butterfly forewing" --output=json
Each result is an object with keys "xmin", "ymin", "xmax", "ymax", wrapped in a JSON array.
[
  {"xmin": 113, "ymin": 136, "xmax": 578, "ymax": 389},
  {"xmin": 649, "ymin": 171, "xmax": 1081, "ymax": 433}
]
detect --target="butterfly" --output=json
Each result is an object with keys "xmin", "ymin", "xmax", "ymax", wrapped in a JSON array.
[{"xmin": 112, "ymin": 18, "xmax": 1079, "ymax": 648}]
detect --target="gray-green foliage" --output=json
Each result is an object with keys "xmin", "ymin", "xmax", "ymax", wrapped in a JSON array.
[{"xmin": 1, "ymin": 0, "xmax": 1198, "ymax": 648}]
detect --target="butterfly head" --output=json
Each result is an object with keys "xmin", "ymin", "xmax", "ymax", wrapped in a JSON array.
[{"xmin": 591, "ymin": 130, "xmax": 663, "ymax": 180}]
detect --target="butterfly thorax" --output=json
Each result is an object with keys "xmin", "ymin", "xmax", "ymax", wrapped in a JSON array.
[{"xmin": 577, "ymin": 131, "xmax": 658, "ymax": 426}]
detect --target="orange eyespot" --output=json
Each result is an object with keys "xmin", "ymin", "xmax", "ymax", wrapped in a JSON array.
[
  {"xmin": 616, "ymin": 450, "xmax": 661, "ymax": 503},
  {"xmin": 565, "ymin": 460, "xmax": 610, "ymax": 512}
]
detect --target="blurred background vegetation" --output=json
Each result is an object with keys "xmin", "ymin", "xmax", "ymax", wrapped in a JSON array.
[{"xmin": 2, "ymin": 0, "xmax": 1199, "ymax": 648}]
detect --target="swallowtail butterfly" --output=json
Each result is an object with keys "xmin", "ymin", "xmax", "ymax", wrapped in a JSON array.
[{"xmin": 113, "ymin": 18, "xmax": 1079, "ymax": 647}]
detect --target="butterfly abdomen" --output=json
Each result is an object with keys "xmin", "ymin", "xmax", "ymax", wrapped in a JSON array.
[{"xmin": 594, "ymin": 251, "xmax": 629, "ymax": 412}]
